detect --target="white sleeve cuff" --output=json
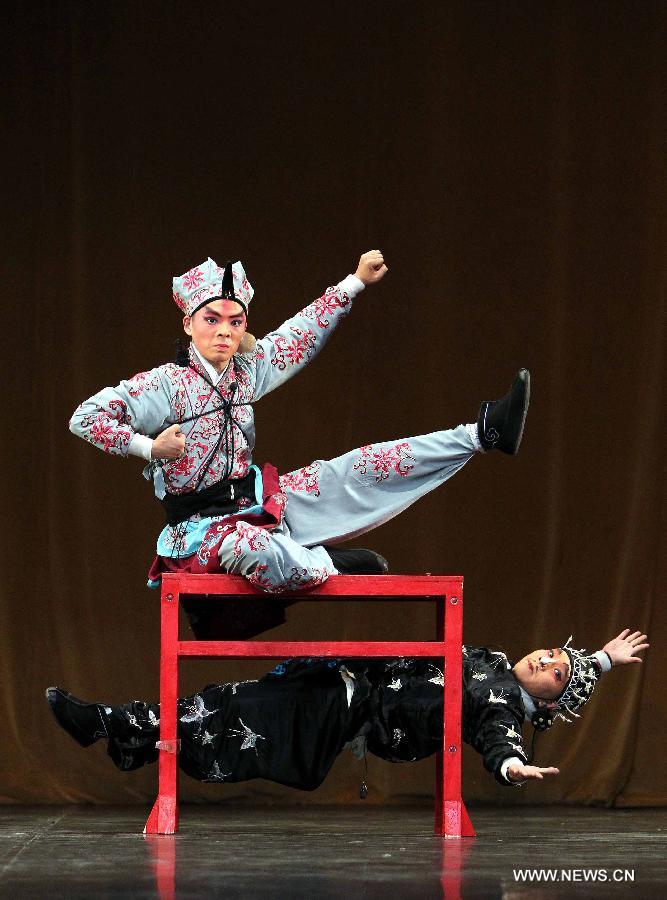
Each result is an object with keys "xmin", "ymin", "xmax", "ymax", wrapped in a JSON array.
[
  {"xmin": 594, "ymin": 650, "xmax": 613, "ymax": 673},
  {"xmin": 500, "ymin": 756, "xmax": 526, "ymax": 785},
  {"xmin": 337, "ymin": 273, "xmax": 365, "ymax": 298},
  {"xmin": 128, "ymin": 433, "xmax": 154, "ymax": 462}
]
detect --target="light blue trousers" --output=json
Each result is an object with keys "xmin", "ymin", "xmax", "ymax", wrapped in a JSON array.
[{"xmin": 217, "ymin": 425, "xmax": 476, "ymax": 593}]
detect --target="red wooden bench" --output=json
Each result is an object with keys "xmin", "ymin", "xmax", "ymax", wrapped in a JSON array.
[{"xmin": 144, "ymin": 573, "xmax": 475, "ymax": 839}]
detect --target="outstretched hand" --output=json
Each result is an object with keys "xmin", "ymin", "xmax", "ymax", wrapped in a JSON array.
[
  {"xmin": 355, "ymin": 250, "xmax": 388, "ymax": 285},
  {"xmin": 152, "ymin": 423, "xmax": 186, "ymax": 460},
  {"xmin": 507, "ymin": 764, "xmax": 560, "ymax": 784},
  {"xmin": 602, "ymin": 629, "xmax": 649, "ymax": 666}
]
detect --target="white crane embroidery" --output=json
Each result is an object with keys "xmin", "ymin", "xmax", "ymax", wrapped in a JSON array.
[
  {"xmin": 489, "ymin": 651, "xmax": 511, "ymax": 671},
  {"xmin": 180, "ymin": 694, "xmax": 215, "ymax": 725},
  {"xmin": 500, "ymin": 723, "xmax": 522, "ymax": 740},
  {"xmin": 488, "ymin": 689, "xmax": 508, "ymax": 705},
  {"xmin": 391, "ymin": 728, "xmax": 405, "ymax": 748},
  {"xmin": 205, "ymin": 761, "xmax": 231, "ymax": 782},
  {"xmin": 428, "ymin": 666, "xmax": 444, "ymax": 686},
  {"xmin": 227, "ymin": 717, "xmax": 267, "ymax": 754}
]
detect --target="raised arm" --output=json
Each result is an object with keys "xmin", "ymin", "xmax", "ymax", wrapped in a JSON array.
[
  {"xmin": 252, "ymin": 250, "xmax": 387, "ymax": 400},
  {"xmin": 601, "ymin": 629, "xmax": 650, "ymax": 666}
]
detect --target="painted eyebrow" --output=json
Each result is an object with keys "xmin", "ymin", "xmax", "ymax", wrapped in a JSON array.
[{"xmin": 201, "ymin": 307, "xmax": 246, "ymax": 319}]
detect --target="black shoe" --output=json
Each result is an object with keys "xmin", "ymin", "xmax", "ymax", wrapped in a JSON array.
[
  {"xmin": 45, "ymin": 687, "xmax": 109, "ymax": 747},
  {"xmin": 324, "ymin": 547, "xmax": 389, "ymax": 575},
  {"xmin": 477, "ymin": 369, "xmax": 531, "ymax": 454}
]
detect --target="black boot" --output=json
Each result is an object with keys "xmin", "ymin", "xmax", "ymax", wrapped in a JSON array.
[
  {"xmin": 324, "ymin": 547, "xmax": 389, "ymax": 575},
  {"xmin": 477, "ymin": 368, "xmax": 531, "ymax": 454},
  {"xmin": 45, "ymin": 687, "xmax": 110, "ymax": 747}
]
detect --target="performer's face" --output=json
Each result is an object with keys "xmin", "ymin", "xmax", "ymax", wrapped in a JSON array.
[
  {"xmin": 512, "ymin": 647, "xmax": 571, "ymax": 703},
  {"xmin": 183, "ymin": 299, "xmax": 247, "ymax": 372}
]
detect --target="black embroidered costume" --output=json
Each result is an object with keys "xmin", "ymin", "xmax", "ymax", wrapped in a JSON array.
[{"xmin": 104, "ymin": 648, "xmax": 527, "ymax": 788}]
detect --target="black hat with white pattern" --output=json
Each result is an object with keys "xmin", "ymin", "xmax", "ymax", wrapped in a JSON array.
[{"xmin": 555, "ymin": 636, "xmax": 603, "ymax": 723}]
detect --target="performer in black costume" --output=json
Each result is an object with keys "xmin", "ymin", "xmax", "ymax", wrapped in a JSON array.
[{"xmin": 47, "ymin": 629, "xmax": 647, "ymax": 788}]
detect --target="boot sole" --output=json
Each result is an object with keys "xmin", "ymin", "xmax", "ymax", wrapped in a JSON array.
[
  {"xmin": 509, "ymin": 368, "xmax": 530, "ymax": 455},
  {"xmin": 477, "ymin": 368, "xmax": 531, "ymax": 454}
]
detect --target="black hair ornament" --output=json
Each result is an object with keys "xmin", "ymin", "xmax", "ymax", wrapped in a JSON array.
[
  {"xmin": 525, "ymin": 706, "xmax": 554, "ymax": 765},
  {"xmin": 174, "ymin": 338, "xmax": 190, "ymax": 367},
  {"xmin": 531, "ymin": 708, "xmax": 554, "ymax": 733},
  {"xmin": 220, "ymin": 260, "xmax": 236, "ymax": 300}
]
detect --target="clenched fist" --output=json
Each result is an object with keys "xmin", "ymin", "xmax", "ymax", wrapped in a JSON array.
[
  {"xmin": 355, "ymin": 250, "xmax": 388, "ymax": 286},
  {"xmin": 152, "ymin": 423, "xmax": 186, "ymax": 460}
]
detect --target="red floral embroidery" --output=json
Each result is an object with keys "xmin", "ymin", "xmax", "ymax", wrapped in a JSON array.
[
  {"xmin": 286, "ymin": 567, "xmax": 329, "ymax": 589},
  {"xmin": 165, "ymin": 454, "xmax": 196, "ymax": 479},
  {"xmin": 280, "ymin": 462, "xmax": 321, "ymax": 497},
  {"xmin": 230, "ymin": 448, "xmax": 250, "ymax": 479},
  {"xmin": 76, "ymin": 398, "xmax": 132, "ymax": 454},
  {"xmin": 88, "ymin": 417, "xmax": 118, "ymax": 452},
  {"xmin": 299, "ymin": 287, "xmax": 350, "ymax": 329},
  {"xmin": 108, "ymin": 399, "xmax": 130, "ymax": 422},
  {"xmin": 182, "ymin": 266, "xmax": 204, "ymax": 291},
  {"xmin": 247, "ymin": 563, "xmax": 274, "ymax": 592},
  {"xmin": 246, "ymin": 564, "xmax": 329, "ymax": 594},
  {"xmin": 128, "ymin": 370, "xmax": 160, "ymax": 398},
  {"xmin": 271, "ymin": 328, "xmax": 317, "ymax": 371},
  {"xmin": 232, "ymin": 522, "xmax": 271, "ymax": 558},
  {"xmin": 353, "ymin": 441, "xmax": 415, "ymax": 482},
  {"xmin": 189, "ymin": 441, "xmax": 211, "ymax": 461},
  {"xmin": 194, "ymin": 415, "xmax": 221, "ymax": 441}
]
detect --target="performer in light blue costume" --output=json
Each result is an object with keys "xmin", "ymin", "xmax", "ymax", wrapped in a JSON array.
[{"xmin": 70, "ymin": 251, "xmax": 530, "ymax": 599}]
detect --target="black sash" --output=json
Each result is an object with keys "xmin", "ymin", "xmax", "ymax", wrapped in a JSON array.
[{"xmin": 160, "ymin": 471, "xmax": 257, "ymax": 526}]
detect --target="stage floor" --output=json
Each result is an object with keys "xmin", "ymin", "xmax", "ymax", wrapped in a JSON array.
[{"xmin": 0, "ymin": 805, "xmax": 665, "ymax": 898}]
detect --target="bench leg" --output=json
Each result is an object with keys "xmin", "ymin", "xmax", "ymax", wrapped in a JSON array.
[
  {"xmin": 436, "ymin": 591, "xmax": 476, "ymax": 838},
  {"xmin": 144, "ymin": 791, "xmax": 178, "ymax": 836},
  {"xmin": 144, "ymin": 582, "xmax": 180, "ymax": 835}
]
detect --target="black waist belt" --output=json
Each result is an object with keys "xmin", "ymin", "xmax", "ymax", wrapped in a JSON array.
[{"xmin": 160, "ymin": 471, "xmax": 258, "ymax": 526}]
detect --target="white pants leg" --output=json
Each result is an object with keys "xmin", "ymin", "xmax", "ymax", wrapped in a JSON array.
[
  {"xmin": 281, "ymin": 425, "xmax": 476, "ymax": 546},
  {"xmin": 218, "ymin": 425, "xmax": 476, "ymax": 593}
]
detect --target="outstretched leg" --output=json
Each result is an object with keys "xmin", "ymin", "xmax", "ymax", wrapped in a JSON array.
[
  {"xmin": 281, "ymin": 424, "xmax": 477, "ymax": 547},
  {"xmin": 281, "ymin": 368, "xmax": 530, "ymax": 547},
  {"xmin": 46, "ymin": 669, "xmax": 353, "ymax": 790}
]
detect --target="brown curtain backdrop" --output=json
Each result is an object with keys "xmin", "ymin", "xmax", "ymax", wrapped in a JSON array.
[{"xmin": 2, "ymin": 0, "xmax": 665, "ymax": 807}]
